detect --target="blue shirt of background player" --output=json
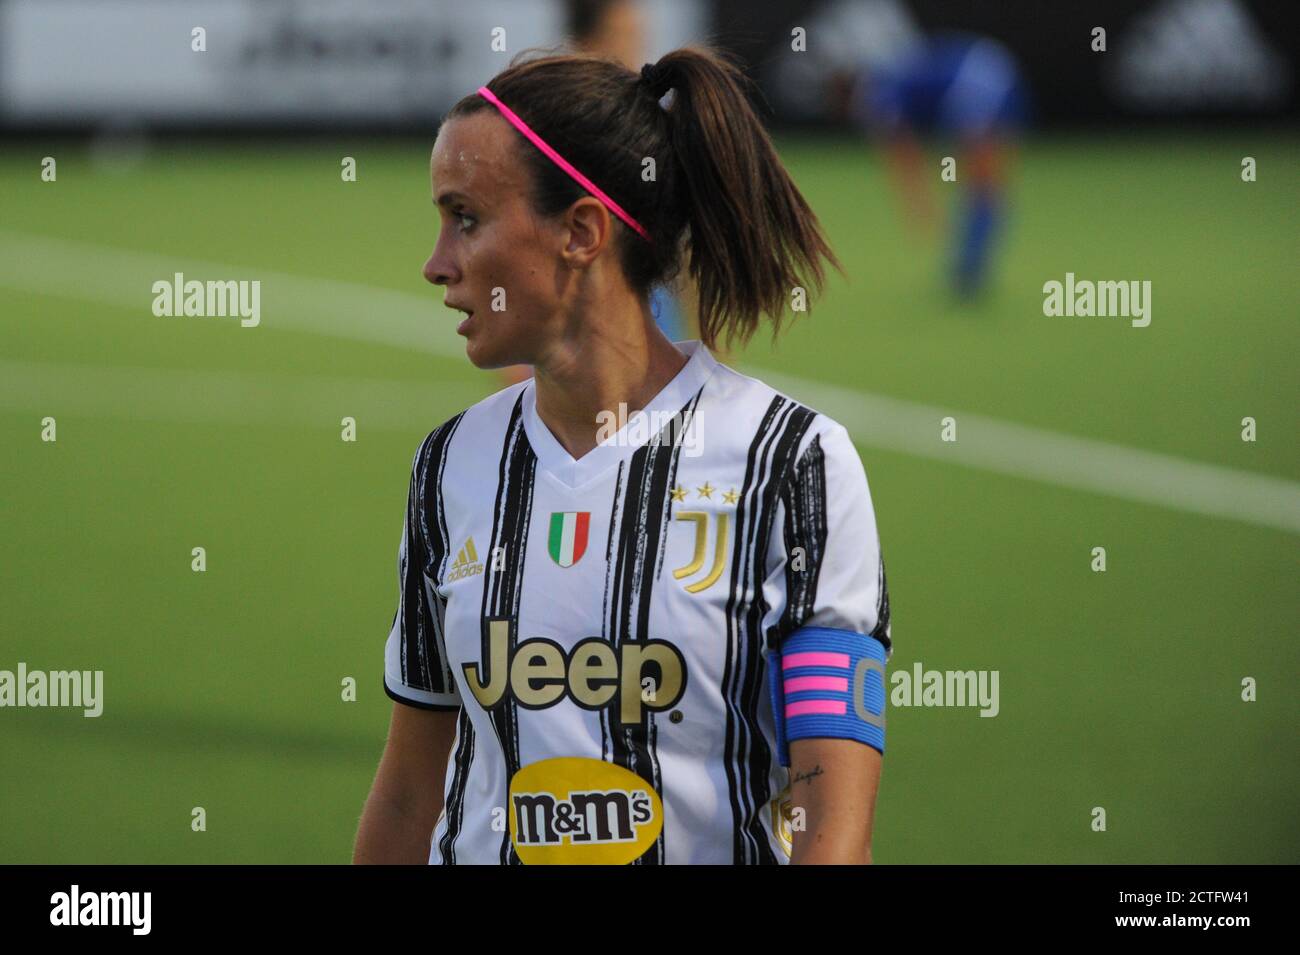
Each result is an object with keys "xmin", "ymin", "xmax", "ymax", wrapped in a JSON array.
[
  {"xmin": 854, "ymin": 34, "xmax": 1027, "ymax": 138},
  {"xmin": 650, "ymin": 284, "xmax": 684, "ymax": 341},
  {"xmin": 849, "ymin": 33, "xmax": 1028, "ymax": 297}
]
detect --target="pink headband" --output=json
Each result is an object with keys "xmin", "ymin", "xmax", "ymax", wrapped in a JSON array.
[{"xmin": 477, "ymin": 85, "xmax": 652, "ymax": 244}]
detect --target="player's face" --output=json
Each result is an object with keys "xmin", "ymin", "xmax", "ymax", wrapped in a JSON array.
[{"xmin": 423, "ymin": 112, "xmax": 569, "ymax": 370}]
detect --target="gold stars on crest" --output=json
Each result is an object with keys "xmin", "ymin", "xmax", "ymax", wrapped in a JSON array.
[{"xmin": 672, "ymin": 482, "xmax": 738, "ymax": 506}]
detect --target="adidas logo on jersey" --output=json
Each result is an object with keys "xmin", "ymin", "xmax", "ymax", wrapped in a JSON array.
[{"xmin": 447, "ymin": 537, "xmax": 484, "ymax": 581}]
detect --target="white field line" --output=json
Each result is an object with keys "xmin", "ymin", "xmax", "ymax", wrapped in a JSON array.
[
  {"xmin": 759, "ymin": 371, "xmax": 1300, "ymax": 534},
  {"xmin": 0, "ymin": 359, "xmax": 468, "ymax": 432},
  {"xmin": 0, "ymin": 229, "xmax": 467, "ymax": 358},
  {"xmin": 2, "ymin": 230, "xmax": 1297, "ymax": 534}
]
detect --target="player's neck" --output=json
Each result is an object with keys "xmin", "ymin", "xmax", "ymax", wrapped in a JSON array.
[{"xmin": 530, "ymin": 306, "xmax": 688, "ymax": 463}]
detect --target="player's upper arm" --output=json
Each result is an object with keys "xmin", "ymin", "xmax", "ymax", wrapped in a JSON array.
[
  {"xmin": 372, "ymin": 702, "xmax": 461, "ymax": 813},
  {"xmin": 764, "ymin": 422, "xmax": 890, "ymax": 766},
  {"xmin": 383, "ymin": 425, "xmax": 463, "ymax": 711}
]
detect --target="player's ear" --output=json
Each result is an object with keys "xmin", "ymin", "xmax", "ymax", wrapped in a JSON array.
[{"xmin": 561, "ymin": 196, "xmax": 612, "ymax": 269}]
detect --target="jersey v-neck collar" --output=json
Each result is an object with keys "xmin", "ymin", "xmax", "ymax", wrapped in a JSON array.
[{"xmin": 520, "ymin": 339, "xmax": 719, "ymax": 490}]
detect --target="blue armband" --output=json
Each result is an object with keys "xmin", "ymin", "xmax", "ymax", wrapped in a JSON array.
[{"xmin": 767, "ymin": 626, "xmax": 887, "ymax": 767}]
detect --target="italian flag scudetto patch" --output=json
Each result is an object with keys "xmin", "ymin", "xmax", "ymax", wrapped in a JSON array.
[{"xmin": 547, "ymin": 511, "xmax": 590, "ymax": 567}]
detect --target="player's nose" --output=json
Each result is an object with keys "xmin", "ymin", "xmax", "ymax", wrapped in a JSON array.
[{"xmin": 422, "ymin": 244, "xmax": 459, "ymax": 287}]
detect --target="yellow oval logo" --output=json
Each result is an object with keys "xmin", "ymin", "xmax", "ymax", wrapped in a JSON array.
[
  {"xmin": 770, "ymin": 782, "xmax": 793, "ymax": 858},
  {"xmin": 508, "ymin": 757, "xmax": 664, "ymax": 865}
]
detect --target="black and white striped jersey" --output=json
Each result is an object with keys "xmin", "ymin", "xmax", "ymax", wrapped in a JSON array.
[{"xmin": 384, "ymin": 340, "xmax": 890, "ymax": 864}]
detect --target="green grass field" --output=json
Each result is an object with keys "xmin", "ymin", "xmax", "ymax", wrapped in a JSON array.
[{"xmin": 1, "ymin": 132, "xmax": 1296, "ymax": 863}]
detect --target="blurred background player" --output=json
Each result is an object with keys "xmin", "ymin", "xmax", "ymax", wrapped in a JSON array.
[
  {"xmin": 836, "ymin": 29, "xmax": 1028, "ymax": 299},
  {"xmin": 499, "ymin": 0, "xmax": 698, "ymax": 385}
]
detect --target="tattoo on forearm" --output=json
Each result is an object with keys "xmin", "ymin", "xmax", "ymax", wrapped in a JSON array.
[{"xmin": 792, "ymin": 764, "xmax": 824, "ymax": 786}]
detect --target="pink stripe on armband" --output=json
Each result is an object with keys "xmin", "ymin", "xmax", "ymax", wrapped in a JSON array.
[
  {"xmin": 784, "ymin": 675, "xmax": 849, "ymax": 694},
  {"xmin": 782, "ymin": 651, "xmax": 850, "ymax": 671},
  {"xmin": 786, "ymin": 699, "xmax": 847, "ymax": 718}
]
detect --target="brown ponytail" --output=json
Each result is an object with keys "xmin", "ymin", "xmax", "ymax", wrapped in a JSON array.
[{"xmin": 446, "ymin": 44, "xmax": 842, "ymax": 350}]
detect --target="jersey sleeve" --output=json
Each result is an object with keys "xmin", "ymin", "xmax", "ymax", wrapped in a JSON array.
[
  {"xmin": 765, "ymin": 422, "xmax": 891, "ymax": 655},
  {"xmin": 762, "ymin": 422, "xmax": 890, "ymax": 764},
  {"xmin": 383, "ymin": 429, "xmax": 463, "ymax": 710}
]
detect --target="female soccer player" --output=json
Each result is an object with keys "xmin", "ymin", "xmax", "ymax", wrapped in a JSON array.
[{"xmin": 354, "ymin": 46, "xmax": 891, "ymax": 865}]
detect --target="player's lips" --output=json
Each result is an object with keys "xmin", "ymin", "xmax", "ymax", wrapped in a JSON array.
[{"xmin": 446, "ymin": 301, "xmax": 474, "ymax": 335}]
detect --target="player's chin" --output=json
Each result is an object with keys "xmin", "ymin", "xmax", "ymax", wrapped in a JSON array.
[{"xmin": 462, "ymin": 332, "xmax": 520, "ymax": 371}]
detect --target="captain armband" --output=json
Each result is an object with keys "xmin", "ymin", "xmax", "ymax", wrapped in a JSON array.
[{"xmin": 766, "ymin": 626, "xmax": 887, "ymax": 767}]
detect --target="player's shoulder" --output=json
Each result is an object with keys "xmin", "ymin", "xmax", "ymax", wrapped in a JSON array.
[
  {"xmin": 456, "ymin": 374, "xmax": 532, "ymax": 438},
  {"xmin": 408, "ymin": 377, "xmax": 530, "ymax": 475},
  {"xmin": 703, "ymin": 358, "xmax": 858, "ymax": 466}
]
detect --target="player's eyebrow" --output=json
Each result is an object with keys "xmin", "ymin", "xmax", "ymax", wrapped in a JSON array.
[{"xmin": 434, "ymin": 190, "xmax": 473, "ymax": 209}]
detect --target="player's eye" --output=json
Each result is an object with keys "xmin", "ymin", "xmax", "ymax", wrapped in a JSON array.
[{"xmin": 456, "ymin": 212, "xmax": 476, "ymax": 233}]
